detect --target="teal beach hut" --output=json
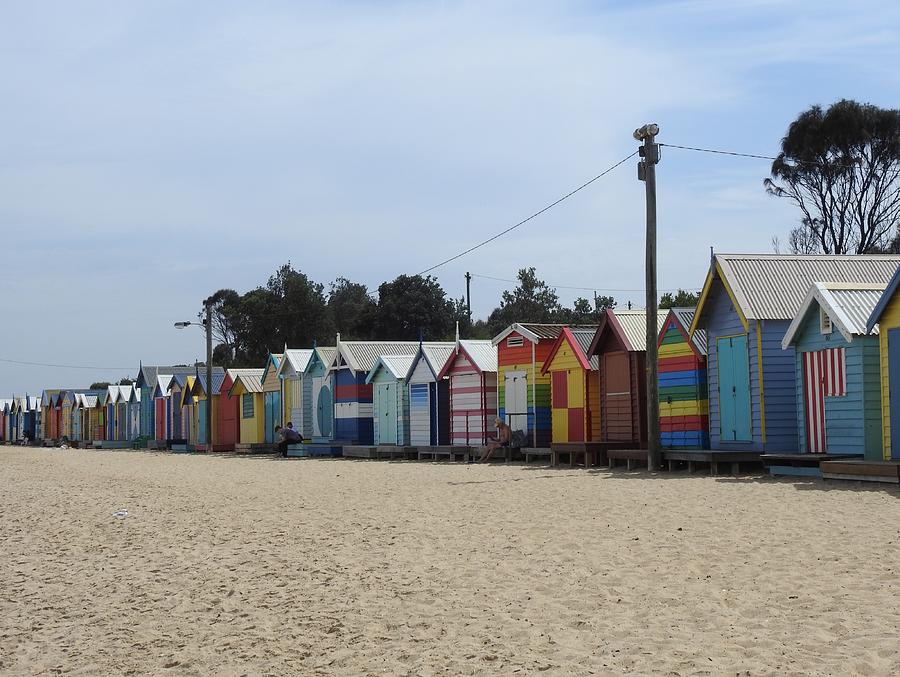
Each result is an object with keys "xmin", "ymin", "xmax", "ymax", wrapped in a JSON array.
[{"xmin": 366, "ymin": 354, "xmax": 415, "ymax": 446}]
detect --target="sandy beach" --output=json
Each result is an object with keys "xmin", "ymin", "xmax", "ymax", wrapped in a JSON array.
[{"xmin": 2, "ymin": 448, "xmax": 900, "ymax": 676}]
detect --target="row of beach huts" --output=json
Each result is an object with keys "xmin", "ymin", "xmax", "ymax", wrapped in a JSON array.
[{"xmin": 6, "ymin": 253, "xmax": 900, "ymax": 484}]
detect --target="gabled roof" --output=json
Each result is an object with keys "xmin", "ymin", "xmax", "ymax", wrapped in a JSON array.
[
  {"xmin": 261, "ymin": 353, "xmax": 283, "ymax": 385},
  {"xmin": 136, "ymin": 364, "xmax": 196, "ymax": 388},
  {"xmin": 691, "ymin": 253, "xmax": 900, "ymax": 335},
  {"xmin": 665, "ymin": 308, "xmax": 707, "ymax": 355},
  {"xmin": 166, "ymin": 373, "xmax": 190, "ymax": 392},
  {"xmin": 589, "ymin": 309, "xmax": 667, "ymax": 355},
  {"xmin": 867, "ymin": 263, "xmax": 900, "ymax": 332},
  {"xmin": 783, "ymin": 282, "xmax": 886, "ymax": 348},
  {"xmin": 106, "ymin": 384, "xmax": 132, "ymax": 404},
  {"xmin": 191, "ymin": 371, "xmax": 227, "ymax": 397},
  {"xmin": 491, "ymin": 323, "xmax": 595, "ymax": 346},
  {"xmin": 228, "ymin": 369, "xmax": 265, "ymax": 396},
  {"xmin": 334, "ymin": 341, "xmax": 421, "ymax": 373},
  {"xmin": 41, "ymin": 389, "xmax": 62, "ymax": 406},
  {"xmin": 404, "ymin": 342, "xmax": 457, "ymax": 381},
  {"xmin": 437, "ymin": 340, "xmax": 497, "ymax": 379},
  {"xmin": 304, "ymin": 346, "xmax": 337, "ymax": 374},
  {"xmin": 365, "ymin": 354, "xmax": 416, "ymax": 384},
  {"xmin": 541, "ymin": 327, "xmax": 599, "ymax": 374},
  {"xmin": 277, "ymin": 349, "xmax": 314, "ymax": 378}
]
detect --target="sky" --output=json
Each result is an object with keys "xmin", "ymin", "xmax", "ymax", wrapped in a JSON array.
[{"xmin": 1, "ymin": 0, "xmax": 899, "ymax": 396}]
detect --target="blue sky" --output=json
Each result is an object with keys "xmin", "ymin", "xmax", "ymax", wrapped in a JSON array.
[{"xmin": 1, "ymin": 0, "xmax": 898, "ymax": 395}]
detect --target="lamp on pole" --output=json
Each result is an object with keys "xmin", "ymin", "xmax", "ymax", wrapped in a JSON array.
[
  {"xmin": 634, "ymin": 123, "xmax": 661, "ymax": 471},
  {"xmin": 174, "ymin": 299, "xmax": 213, "ymax": 450}
]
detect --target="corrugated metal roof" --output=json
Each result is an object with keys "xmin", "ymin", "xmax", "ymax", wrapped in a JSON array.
[
  {"xmin": 567, "ymin": 328, "xmax": 600, "ymax": 370},
  {"xmin": 783, "ymin": 282, "xmax": 886, "ymax": 348},
  {"xmin": 81, "ymin": 395, "xmax": 98, "ymax": 408},
  {"xmin": 338, "ymin": 341, "xmax": 422, "ymax": 372},
  {"xmin": 194, "ymin": 371, "xmax": 227, "ymax": 396},
  {"xmin": 370, "ymin": 354, "xmax": 416, "ymax": 381},
  {"xmin": 421, "ymin": 343, "xmax": 457, "ymax": 374},
  {"xmin": 613, "ymin": 310, "xmax": 668, "ymax": 351},
  {"xmin": 311, "ymin": 346, "xmax": 337, "ymax": 370},
  {"xmin": 492, "ymin": 323, "xmax": 597, "ymax": 345},
  {"xmin": 715, "ymin": 254, "xmax": 900, "ymax": 320},
  {"xmin": 137, "ymin": 364, "xmax": 196, "ymax": 388},
  {"xmin": 231, "ymin": 369, "xmax": 265, "ymax": 393},
  {"xmin": 459, "ymin": 340, "xmax": 498, "ymax": 372},
  {"xmin": 669, "ymin": 308, "xmax": 707, "ymax": 355},
  {"xmin": 281, "ymin": 349, "xmax": 314, "ymax": 375}
]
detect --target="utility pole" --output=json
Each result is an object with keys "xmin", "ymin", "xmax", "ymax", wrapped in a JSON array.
[
  {"xmin": 465, "ymin": 272, "xmax": 472, "ymax": 327},
  {"xmin": 634, "ymin": 123, "xmax": 661, "ymax": 471},
  {"xmin": 205, "ymin": 299, "xmax": 213, "ymax": 451}
]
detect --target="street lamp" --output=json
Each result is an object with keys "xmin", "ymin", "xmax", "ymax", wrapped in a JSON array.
[{"xmin": 174, "ymin": 300, "xmax": 213, "ymax": 451}]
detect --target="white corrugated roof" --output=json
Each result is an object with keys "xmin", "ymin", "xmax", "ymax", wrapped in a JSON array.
[
  {"xmin": 459, "ymin": 340, "xmax": 497, "ymax": 372},
  {"xmin": 613, "ymin": 310, "xmax": 668, "ymax": 351},
  {"xmin": 492, "ymin": 323, "xmax": 595, "ymax": 345},
  {"xmin": 366, "ymin": 354, "xmax": 416, "ymax": 383},
  {"xmin": 782, "ymin": 282, "xmax": 886, "ymax": 348},
  {"xmin": 711, "ymin": 254, "xmax": 900, "ymax": 321},
  {"xmin": 279, "ymin": 349, "xmax": 314, "ymax": 376},
  {"xmin": 336, "ymin": 341, "xmax": 424, "ymax": 372}
]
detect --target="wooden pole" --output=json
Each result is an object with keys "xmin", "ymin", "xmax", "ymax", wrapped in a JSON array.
[
  {"xmin": 635, "ymin": 124, "xmax": 661, "ymax": 470},
  {"xmin": 205, "ymin": 300, "xmax": 213, "ymax": 451}
]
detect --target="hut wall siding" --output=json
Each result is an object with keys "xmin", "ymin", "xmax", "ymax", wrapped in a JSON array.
[
  {"xmin": 877, "ymin": 292, "xmax": 900, "ymax": 458},
  {"xmin": 333, "ymin": 370, "xmax": 374, "ymax": 444},
  {"xmin": 861, "ymin": 339, "xmax": 884, "ymax": 459},
  {"xmin": 759, "ymin": 319, "xmax": 798, "ymax": 452},
  {"xmin": 546, "ymin": 340, "xmax": 593, "ymax": 444},
  {"xmin": 497, "ymin": 332, "xmax": 553, "ymax": 447}
]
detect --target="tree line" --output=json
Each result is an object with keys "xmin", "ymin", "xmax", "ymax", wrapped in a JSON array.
[{"xmin": 203, "ymin": 264, "xmax": 699, "ymax": 368}]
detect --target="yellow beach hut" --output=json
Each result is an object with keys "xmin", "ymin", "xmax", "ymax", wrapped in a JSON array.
[{"xmin": 228, "ymin": 368, "xmax": 266, "ymax": 449}]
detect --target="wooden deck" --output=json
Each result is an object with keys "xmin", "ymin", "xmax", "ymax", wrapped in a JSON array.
[
  {"xmin": 663, "ymin": 450, "xmax": 761, "ymax": 475},
  {"xmin": 342, "ymin": 445, "xmax": 377, "ymax": 459},
  {"xmin": 607, "ymin": 448, "xmax": 649, "ymax": 470},
  {"xmin": 416, "ymin": 445, "xmax": 456, "ymax": 461},
  {"xmin": 523, "ymin": 447, "xmax": 552, "ymax": 464},
  {"xmin": 375, "ymin": 445, "xmax": 417, "ymax": 460},
  {"xmin": 761, "ymin": 453, "xmax": 858, "ymax": 478},
  {"xmin": 550, "ymin": 442, "xmax": 606, "ymax": 467},
  {"xmin": 820, "ymin": 459, "xmax": 900, "ymax": 484}
]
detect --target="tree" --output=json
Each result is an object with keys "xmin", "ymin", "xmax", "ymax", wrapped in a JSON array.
[
  {"xmin": 373, "ymin": 274, "xmax": 455, "ymax": 340},
  {"xmin": 328, "ymin": 277, "xmax": 376, "ymax": 340},
  {"xmin": 90, "ymin": 382, "xmax": 111, "ymax": 390},
  {"xmin": 556, "ymin": 295, "xmax": 617, "ymax": 324},
  {"xmin": 486, "ymin": 268, "xmax": 562, "ymax": 335},
  {"xmin": 765, "ymin": 99, "xmax": 900, "ymax": 254},
  {"xmin": 659, "ymin": 289, "xmax": 700, "ymax": 309},
  {"xmin": 205, "ymin": 288, "xmax": 242, "ymax": 357}
]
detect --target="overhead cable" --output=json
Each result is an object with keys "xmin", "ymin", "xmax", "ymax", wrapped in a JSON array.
[{"xmin": 416, "ymin": 150, "xmax": 639, "ymax": 276}]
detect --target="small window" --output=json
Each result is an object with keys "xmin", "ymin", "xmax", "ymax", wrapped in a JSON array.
[
  {"xmin": 242, "ymin": 393, "xmax": 255, "ymax": 419},
  {"xmin": 507, "ymin": 336, "xmax": 525, "ymax": 348},
  {"xmin": 820, "ymin": 308, "xmax": 833, "ymax": 335}
]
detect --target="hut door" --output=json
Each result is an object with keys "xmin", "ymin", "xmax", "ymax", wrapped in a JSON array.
[
  {"xmin": 378, "ymin": 383, "xmax": 397, "ymax": 445},
  {"xmin": 889, "ymin": 329, "xmax": 900, "ymax": 460},
  {"xmin": 311, "ymin": 377, "xmax": 323, "ymax": 436},
  {"xmin": 717, "ymin": 335, "xmax": 751, "ymax": 442},
  {"xmin": 602, "ymin": 351, "xmax": 633, "ymax": 442},
  {"xmin": 802, "ymin": 352, "xmax": 827, "ymax": 453},
  {"xmin": 504, "ymin": 371, "xmax": 528, "ymax": 434},
  {"xmin": 316, "ymin": 383, "xmax": 333, "ymax": 439}
]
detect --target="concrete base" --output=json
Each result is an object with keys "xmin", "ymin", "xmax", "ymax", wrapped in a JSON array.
[
  {"xmin": 343, "ymin": 445, "xmax": 378, "ymax": 459},
  {"xmin": 375, "ymin": 445, "xmax": 417, "ymax": 460}
]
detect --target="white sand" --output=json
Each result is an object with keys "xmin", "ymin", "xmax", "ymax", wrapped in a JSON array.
[{"xmin": 2, "ymin": 447, "xmax": 900, "ymax": 676}]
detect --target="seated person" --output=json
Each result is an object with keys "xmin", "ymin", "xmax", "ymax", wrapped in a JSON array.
[
  {"xmin": 478, "ymin": 418, "xmax": 511, "ymax": 463},
  {"xmin": 275, "ymin": 423, "xmax": 303, "ymax": 457}
]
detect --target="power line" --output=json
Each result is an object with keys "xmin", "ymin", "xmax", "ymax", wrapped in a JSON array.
[
  {"xmin": 659, "ymin": 143, "xmax": 859, "ymax": 169},
  {"xmin": 470, "ymin": 273, "xmax": 700, "ymax": 293},
  {"xmin": 416, "ymin": 151, "xmax": 639, "ymax": 276},
  {"xmin": 0, "ymin": 357, "xmax": 132, "ymax": 371}
]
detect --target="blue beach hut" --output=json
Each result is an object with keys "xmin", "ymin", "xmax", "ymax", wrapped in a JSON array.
[
  {"xmin": 691, "ymin": 253, "xmax": 900, "ymax": 453},
  {"xmin": 405, "ymin": 342, "xmax": 456, "ymax": 447},
  {"xmin": 781, "ymin": 282, "xmax": 885, "ymax": 461}
]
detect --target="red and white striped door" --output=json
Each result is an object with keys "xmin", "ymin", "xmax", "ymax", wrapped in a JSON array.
[{"xmin": 802, "ymin": 348, "xmax": 846, "ymax": 454}]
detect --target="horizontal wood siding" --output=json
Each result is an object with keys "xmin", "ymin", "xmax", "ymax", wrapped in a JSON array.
[
  {"xmin": 658, "ymin": 316, "xmax": 709, "ymax": 449},
  {"xmin": 409, "ymin": 383, "xmax": 430, "ymax": 445},
  {"xmin": 760, "ymin": 319, "xmax": 797, "ymax": 452},
  {"xmin": 333, "ymin": 370, "xmax": 373, "ymax": 444}
]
